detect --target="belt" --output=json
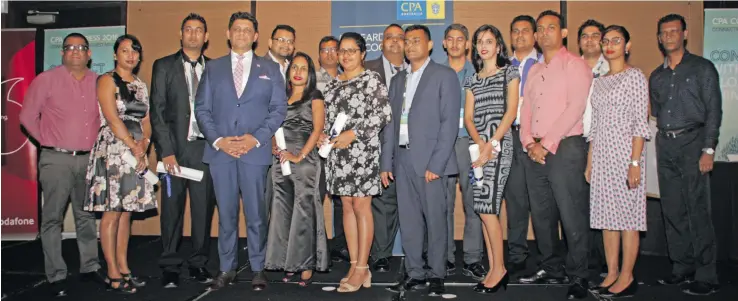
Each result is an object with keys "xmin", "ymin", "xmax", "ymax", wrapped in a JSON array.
[
  {"xmin": 659, "ymin": 126, "xmax": 702, "ymax": 139},
  {"xmin": 41, "ymin": 146, "xmax": 91, "ymax": 156},
  {"xmin": 533, "ymin": 135, "xmax": 582, "ymax": 143},
  {"xmin": 512, "ymin": 125, "xmax": 520, "ymax": 131}
]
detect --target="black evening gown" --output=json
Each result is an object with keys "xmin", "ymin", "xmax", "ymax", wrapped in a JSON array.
[{"xmin": 265, "ymin": 92, "xmax": 329, "ymax": 272}]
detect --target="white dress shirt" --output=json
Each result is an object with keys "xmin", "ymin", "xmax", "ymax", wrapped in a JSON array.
[
  {"xmin": 583, "ymin": 54, "xmax": 610, "ymax": 138},
  {"xmin": 399, "ymin": 57, "xmax": 430, "ymax": 146},
  {"xmin": 214, "ymin": 50, "xmax": 259, "ymax": 150},
  {"xmin": 184, "ymin": 58, "xmax": 204, "ymax": 140},
  {"xmin": 381, "ymin": 55, "xmax": 409, "ymax": 89}
]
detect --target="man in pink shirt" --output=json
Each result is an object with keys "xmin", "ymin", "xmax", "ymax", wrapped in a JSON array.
[
  {"xmin": 516, "ymin": 11, "xmax": 593, "ymax": 300},
  {"xmin": 19, "ymin": 33, "xmax": 104, "ymax": 297}
]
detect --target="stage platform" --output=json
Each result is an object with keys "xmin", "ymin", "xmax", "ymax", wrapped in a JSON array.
[{"xmin": 2, "ymin": 237, "xmax": 736, "ymax": 301}]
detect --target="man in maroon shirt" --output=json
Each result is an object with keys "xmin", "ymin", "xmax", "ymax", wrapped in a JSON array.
[{"xmin": 19, "ymin": 33, "xmax": 105, "ymax": 297}]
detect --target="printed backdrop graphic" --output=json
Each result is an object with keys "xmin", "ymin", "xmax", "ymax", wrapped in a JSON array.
[
  {"xmin": 2, "ymin": 29, "xmax": 38, "ymax": 239},
  {"xmin": 704, "ymin": 9, "xmax": 738, "ymax": 162},
  {"xmin": 44, "ymin": 26, "xmax": 126, "ymax": 73},
  {"xmin": 332, "ymin": 0, "xmax": 454, "ymax": 62}
]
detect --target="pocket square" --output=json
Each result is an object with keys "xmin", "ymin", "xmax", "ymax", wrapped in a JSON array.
[{"xmin": 259, "ymin": 75, "xmax": 270, "ymax": 80}]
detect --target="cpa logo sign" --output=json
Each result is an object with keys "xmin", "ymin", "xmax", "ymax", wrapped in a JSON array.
[{"xmin": 397, "ymin": 0, "xmax": 445, "ymax": 20}]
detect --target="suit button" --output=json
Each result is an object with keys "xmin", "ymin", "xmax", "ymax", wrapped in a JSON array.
[
  {"xmin": 186, "ymin": 114, "xmax": 190, "ymax": 118},
  {"xmin": 237, "ymin": 104, "xmax": 240, "ymax": 107}
]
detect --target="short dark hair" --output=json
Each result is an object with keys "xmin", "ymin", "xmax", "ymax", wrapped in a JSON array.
[
  {"xmin": 181, "ymin": 13, "xmax": 207, "ymax": 33},
  {"xmin": 63, "ymin": 33, "xmax": 89, "ymax": 47},
  {"xmin": 510, "ymin": 15, "xmax": 536, "ymax": 33},
  {"xmin": 537, "ymin": 10, "xmax": 565, "ymax": 28},
  {"xmin": 444, "ymin": 23, "xmax": 469, "ymax": 40},
  {"xmin": 339, "ymin": 32, "xmax": 367, "ymax": 54},
  {"xmin": 405, "ymin": 24, "xmax": 431, "ymax": 40},
  {"xmin": 604, "ymin": 25, "xmax": 632, "ymax": 59},
  {"xmin": 385, "ymin": 23, "xmax": 403, "ymax": 32},
  {"xmin": 286, "ymin": 52, "xmax": 321, "ymax": 102},
  {"xmin": 657, "ymin": 13, "xmax": 687, "ymax": 34},
  {"xmin": 318, "ymin": 35, "xmax": 339, "ymax": 52},
  {"xmin": 577, "ymin": 19, "xmax": 605, "ymax": 42},
  {"xmin": 272, "ymin": 24, "xmax": 296, "ymax": 39},
  {"xmin": 471, "ymin": 24, "xmax": 510, "ymax": 73},
  {"xmin": 228, "ymin": 11, "xmax": 258, "ymax": 33}
]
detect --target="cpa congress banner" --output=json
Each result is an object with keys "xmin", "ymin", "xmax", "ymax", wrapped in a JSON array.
[
  {"xmin": 44, "ymin": 26, "xmax": 125, "ymax": 73},
  {"xmin": 1, "ymin": 29, "xmax": 38, "ymax": 239},
  {"xmin": 704, "ymin": 9, "xmax": 738, "ymax": 162},
  {"xmin": 332, "ymin": 0, "xmax": 454, "ymax": 62}
]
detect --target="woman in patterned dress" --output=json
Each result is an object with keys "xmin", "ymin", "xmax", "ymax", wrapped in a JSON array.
[
  {"xmin": 318, "ymin": 32, "xmax": 391, "ymax": 293},
  {"xmin": 85, "ymin": 34, "xmax": 156, "ymax": 294},
  {"xmin": 585, "ymin": 26, "xmax": 649, "ymax": 298},
  {"xmin": 463, "ymin": 24, "xmax": 519, "ymax": 293}
]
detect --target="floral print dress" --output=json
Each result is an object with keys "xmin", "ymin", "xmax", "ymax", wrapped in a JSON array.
[
  {"xmin": 322, "ymin": 70, "xmax": 391, "ymax": 197},
  {"xmin": 85, "ymin": 72, "xmax": 157, "ymax": 212}
]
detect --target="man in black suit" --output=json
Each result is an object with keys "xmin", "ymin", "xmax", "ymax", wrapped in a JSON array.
[
  {"xmin": 150, "ymin": 13, "xmax": 217, "ymax": 288},
  {"xmin": 364, "ymin": 23, "xmax": 407, "ymax": 273}
]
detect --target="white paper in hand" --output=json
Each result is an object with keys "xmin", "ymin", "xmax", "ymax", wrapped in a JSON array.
[
  {"xmin": 155, "ymin": 162, "xmax": 204, "ymax": 182},
  {"xmin": 319, "ymin": 112, "xmax": 349, "ymax": 158},
  {"xmin": 122, "ymin": 152, "xmax": 159, "ymax": 184},
  {"xmin": 275, "ymin": 128, "xmax": 292, "ymax": 176},
  {"xmin": 469, "ymin": 144, "xmax": 484, "ymax": 188}
]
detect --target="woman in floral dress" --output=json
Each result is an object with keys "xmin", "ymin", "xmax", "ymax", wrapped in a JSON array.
[
  {"xmin": 585, "ymin": 26, "xmax": 650, "ymax": 298},
  {"xmin": 85, "ymin": 34, "xmax": 156, "ymax": 294},
  {"xmin": 319, "ymin": 32, "xmax": 391, "ymax": 293}
]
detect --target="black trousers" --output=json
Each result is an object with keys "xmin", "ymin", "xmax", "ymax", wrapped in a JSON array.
[
  {"xmin": 158, "ymin": 139, "xmax": 217, "ymax": 272},
  {"xmin": 371, "ymin": 182, "xmax": 399, "ymax": 259},
  {"xmin": 656, "ymin": 130, "xmax": 718, "ymax": 284},
  {"xmin": 524, "ymin": 136, "xmax": 589, "ymax": 279},
  {"xmin": 505, "ymin": 128, "xmax": 531, "ymax": 264}
]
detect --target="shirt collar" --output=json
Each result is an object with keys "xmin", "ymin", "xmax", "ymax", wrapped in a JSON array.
[
  {"xmin": 180, "ymin": 49, "xmax": 204, "ymax": 65},
  {"xmin": 584, "ymin": 54, "xmax": 609, "ymax": 77},
  {"xmin": 319, "ymin": 67, "xmax": 340, "ymax": 79},
  {"xmin": 268, "ymin": 51, "xmax": 289, "ymax": 67},
  {"xmin": 543, "ymin": 47, "xmax": 569, "ymax": 67},
  {"xmin": 231, "ymin": 50, "xmax": 254, "ymax": 62},
  {"xmin": 440, "ymin": 58, "xmax": 474, "ymax": 73},
  {"xmin": 383, "ymin": 54, "xmax": 408, "ymax": 71},
  {"xmin": 513, "ymin": 48, "xmax": 540, "ymax": 64},
  {"xmin": 662, "ymin": 49, "xmax": 691, "ymax": 69},
  {"xmin": 408, "ymin": 57, "xmax": 431, "ymax": 75}
]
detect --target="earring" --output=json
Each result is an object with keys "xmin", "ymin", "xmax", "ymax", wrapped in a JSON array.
[{"xmin": 625, "ymin": 50, "xmax": 629, "ymax": 55}]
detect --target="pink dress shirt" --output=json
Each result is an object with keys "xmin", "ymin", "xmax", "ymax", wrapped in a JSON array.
[
  {"xmin": 19, "ymin": 66, "xmax": 101, "ymax": 151},
  {"xmin": 520, "ymin": 47, "xmax": 593, "ymax": 154}
]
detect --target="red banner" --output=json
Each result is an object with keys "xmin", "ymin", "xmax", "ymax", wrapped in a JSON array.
[{"xmin": 2, "ymin": 29, "xmax": 38, "ymax": 239}]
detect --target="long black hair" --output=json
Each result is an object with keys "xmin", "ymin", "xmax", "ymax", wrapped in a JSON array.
[
  {"xmin": 470, "ymin": 24, "xmax": 510, "ymax": 73},
  {"xmin": 286, "ymin": 51, "xmax": 322, "ymax": 102}
]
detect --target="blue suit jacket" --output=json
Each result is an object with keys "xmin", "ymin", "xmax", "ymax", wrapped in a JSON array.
[{"xmin": 195, "ymin": 53, "xmax": 288, "ymax": 165}]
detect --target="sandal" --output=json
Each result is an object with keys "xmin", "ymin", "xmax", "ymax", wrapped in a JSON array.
[
  {"xmin": 120, "ymin": 272, "xmax": 147, "ymax": 288},
  {"xmin": 282, "ymin": 272, "xmax": 298, "ymax": 283},
  {"xmin": 337, "ymin": 266, "xmax": 371, "ymax": 293},
  {"xmin": 106, "ymin": 278, "xmax": 136, "ymax": 294},
  {"xmin": 298, "ymin": 271, "xmax": 314, "ymax": 287},
  {"xmin": 341, "ymin": 261, "xmax": 357, "ymax": 284}
]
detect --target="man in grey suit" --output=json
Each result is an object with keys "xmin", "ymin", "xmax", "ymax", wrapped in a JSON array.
[
  {"xmin": 194, "ymin": 11, "xmax": 287, "ymax": 292},
  {"xmin": 364, "ymin": 23, "xmax": 408, "ymax": 272},
  {"xmin": 383, "ymin": 25, "xmax": 461, "ymax": 295}
]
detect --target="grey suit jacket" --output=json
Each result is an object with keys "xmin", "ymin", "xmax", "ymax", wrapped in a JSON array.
[
  {"xmin": 365, "ymin": 57, "xmax": 387, "ymax": 86},
  {"xmin": 380, "ymin": 60, "xmax": 461, "ymax": 177}
]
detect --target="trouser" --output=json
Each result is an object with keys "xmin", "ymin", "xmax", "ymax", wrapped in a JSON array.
[
  {"xmin": 505, "ymin": 128, "xmax": 531, "ymax": 264},
  {"xmin": 371, "ymin": 181, "xmax": 399, "ymax": 259},
  {"xmin": 524, "ymin": 136, "xmax": 589, "ymax": 279},
  {"xmin": 158, "ymin": 139, "xmax": 217, "ymax": 272},
  {"xmin": 39, "ymin": 149, "xmax": 101, "ymax": 283},
  {"xmin": 656, "ymin": 129, "xmax": 718, "ymax": 284},
  {"xmin": 445, "ymin": 136, "xmax": 483, "ymax": 264}
]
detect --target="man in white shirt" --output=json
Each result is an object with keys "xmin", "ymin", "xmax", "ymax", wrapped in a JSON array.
[
  {"xmin": 266, "ymin": 24, "xmax": 295, "ymax": 82},
  {"xmin": 316, "ymin": 35, "xmax": 340, "ymax": 93}
]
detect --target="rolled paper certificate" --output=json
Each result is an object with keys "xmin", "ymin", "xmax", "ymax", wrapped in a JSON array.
[
  {"xmin": 319, "ymin": 112, "xmax": 349, "ymax": 158},
  {"xmin": 274, "ymin": 127, "xmax": 292, "ymax": 176},
  {"xmin": 468, "ymin": 144, "xmax": 484, "ymax": 188},
  {"xmin": 122, "ymin": 152, "xmax": 160, "ymax": 184},
  {"xmin": 155, "ymin": 162, "xmax": 204, "ymax": 182}
]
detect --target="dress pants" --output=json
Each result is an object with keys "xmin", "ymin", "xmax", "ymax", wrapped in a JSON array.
[
  {"xmin": 158, "ymin": 139, "xmax": 217, "ymax": 272},
  {"xmin": 505, "ymin": 128, "xmax": 531, "ymax": 264},
  {"xmin": 39, "ymin": 149, "xmax": 101, "ymax": 283},
  {"xmin": 445, "ymin": 136, "xmax": 483, "ymax": 264},
  {"xmin": 210, "ymin": 161, "xmax": 269, "ymax": 272},
  {"xmin": 396, "ymin": 147, "xmax": 448, "ymax": 279},
  {"xmin": 656, "ymin": 129, "xmax": 718, "ymax": 284},
  {"xmin": 371, "ymin": 181, "xmax": 399, "ymax": 260},
  {"xmin": 524, "ymin": 136, "xmax": 589, "ymax": 279}
]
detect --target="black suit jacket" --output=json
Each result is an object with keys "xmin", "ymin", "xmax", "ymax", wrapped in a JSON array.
[
  {"xmin": 149, "ymin": 50, "xmax": 211, "ymax": 160},
  {"xmin": 365, "ymin": 57, "xmax": 387, "ymax": 86}
]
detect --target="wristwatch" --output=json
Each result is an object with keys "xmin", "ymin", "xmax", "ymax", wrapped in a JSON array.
[
  {"xmin": 703, "ymin": 148, "xmax": 715, "ymax": 155},
  {"xmin": 629, "ymin": 160, "xmax": 639, "ymax": 167}
]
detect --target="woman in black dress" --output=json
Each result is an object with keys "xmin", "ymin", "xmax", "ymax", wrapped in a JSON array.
[{"xmin": 265, "ymin": 52, "xmax": 329, "ymax": 286}]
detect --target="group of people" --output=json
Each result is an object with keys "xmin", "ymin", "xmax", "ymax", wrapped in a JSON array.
[{"xmin": 21, "ymin": 8, "xmax": 722, "ymax": 300}]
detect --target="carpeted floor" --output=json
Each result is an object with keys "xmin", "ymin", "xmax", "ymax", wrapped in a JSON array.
[{"xmin": 2, "ymin": 237, "xmax": 736, "ymax": 301}]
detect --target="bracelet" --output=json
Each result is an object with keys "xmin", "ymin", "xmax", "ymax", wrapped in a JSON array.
[{"xmin": 300, "ymin": 152, "xmax": 308, "ymax": 160}]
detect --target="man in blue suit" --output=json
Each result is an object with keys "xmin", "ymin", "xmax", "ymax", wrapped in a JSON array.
[{"xmin": 194, "ymin": 11, "xmax": 287, "ymax": 291}]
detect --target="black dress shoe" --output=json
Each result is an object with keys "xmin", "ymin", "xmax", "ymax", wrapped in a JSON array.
[
  {"xmin": 446, "ymin": 261, "xmax": 456, "ymax": 275},
  {"xmin": 518, "ymin": 269, "xmax": 565, "ymax": 284},
  {"xmin": 373, "ymin": 257, "xmax": 391, "ymax": 273},
  {"xmin": 49, "ymin": 279, "xmax": 68, "ymax": 297},
  {"xmin": 506, "ymin": 261, "xmax": 526, "ymax": 275},
  {"xmin": 462, "ymin": 262, "xmax": 487, "ymax": 281},
  {"xmin": 602, "ymin": 279, "xmax": 638, "ymax": 298},
  {"xmin": 387, "ymin": 276, "xmax": 427, "ymax": 292},
  {"xmin": 162, "ymin": 271, "xmax": 179, "ymax": 288},
  {"xmin": 252, "ymin": 271, "xmax": 268, "ymax": 291},
  {"xmin": 331, "ymin": 248, "xmax": 350, "ymax": 263},
  {"xmin": 428, "ymin": 278, "xmax": 446, "ymax": 295},
  {"xmin": 209, "ymin": 271, "xmax": 236, "ymax": 291},
  {"xmin": 682, "ymin": 281, "xmax": 719, "ymax": 296},
  {"xmin": 657, "ymin": 273, "xmax": 694, "ymax": 286},
  {"xmin": 566, "ymin": 277, "xmax": 589, "ymax": 299},
  {"xmin": 189, "ymin": 267, "xmax": 214, "ymax": 284},
  {"xmin": 80, "ymin": 269, "xmax": 107, "ymax": 285}
]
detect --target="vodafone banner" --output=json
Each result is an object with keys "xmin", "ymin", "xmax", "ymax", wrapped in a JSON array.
[{"xmin": 1, "ymin": 29, "xmax": 38, "ymax": 240}]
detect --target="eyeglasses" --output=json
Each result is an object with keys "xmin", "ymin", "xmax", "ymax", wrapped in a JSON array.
[
  {"xmin": 63, "ymin": 44, "xmax": 89, "ymax": 52},
  {"xmin": 404, "ymin": 37, "xmax": 423, "ymax": 46},
  {"xmin": 600, "ymin": 37, "xmax": 624, "ymax": 46},
  {"xmin": 320, "ymin": 47, "xmax": 337, "ymax": 54},
  {"xmin": 338, "ymin": 48, "xmax": 361, "ymax": 55},
  {"xmin": 273, "ymin": 37, "xmax": 294, "ymax": 45}
]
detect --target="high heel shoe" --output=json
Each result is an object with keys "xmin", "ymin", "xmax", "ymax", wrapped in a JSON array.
[
  {"xmin": 341, "ymin": 261, "xmax": 357, "ymax": 284},
  {"xmin": 474, "ymin": 273, "xmax": 508, "ymax": 294},
  {"xmin": 282, "ymin": 272, "xmax": 298, "ymax": 283},
  {"xmin": 120, "ymin": 272, "xmax": 146, "ymax": 288},
  {"xmin": 106, "ymin": 278, "xmax": 136, "ymax": 294},
  {"xmin": 337, "ymin": 266, "xmax": 371, "ymax": 293},
  {"xmin": 298, "ymin": 271, "xmax": 314, "ymax": 287},
  {"xmin": 602, "ymin": 278, "xmax": 638, "ymax": 298}
]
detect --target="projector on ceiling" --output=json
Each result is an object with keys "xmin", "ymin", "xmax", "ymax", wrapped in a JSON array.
[{"xmin": 26, "ymin": 10, "xmax": 58, "ymax": 25}]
